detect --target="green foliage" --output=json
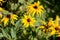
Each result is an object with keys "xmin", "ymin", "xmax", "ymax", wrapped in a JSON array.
[{"xmin": 0, "ymin": 0, "xmax": 60, "ymax": 40}]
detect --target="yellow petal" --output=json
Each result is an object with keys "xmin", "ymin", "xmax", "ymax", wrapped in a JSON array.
[
  {"xmin": 0, "ymin": 7, "xmax": 5, "ymax": 12},
  {"xmin": 1, "ymin": 17, "xmax": 9, "ymax": 26},
  {"xmin": 55, "ymin": 15, "xmax": 59, "ymax": 26}
]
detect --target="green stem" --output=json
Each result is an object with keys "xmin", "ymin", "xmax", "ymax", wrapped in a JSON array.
[{"xmin": 53, "ymin": 35, "xmax": 56, "ymax": 40}]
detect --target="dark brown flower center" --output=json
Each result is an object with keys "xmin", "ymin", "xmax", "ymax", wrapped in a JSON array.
[
  {"xmin": 45, "ymin": 26, "xmax": 48, "ymax": 29},
  {"xmin": 43, "ymin": 25, "xmax": 49, "ymax": 29},
  {"xmin": 55, "ymin": 27, "xmax": 60, "ymax": 30},
  {"xmin": 27, "ymin": 18, "xmax": 31, "ymax": 22},
  {"xmin": 33, "ymin": 6, "xmax": 38, "ymax": 9},
  {"xmin": 6, "ymin": 14, "xmax": 11, "ymax": 18}
]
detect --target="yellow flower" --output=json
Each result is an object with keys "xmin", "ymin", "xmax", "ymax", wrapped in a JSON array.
[
  {"xmin": 1, "ymin": 14, "xmax": 18, "ymax": 26},
  {"xmin": 1, "ymin": 17, "xmax": 9, "ymax": 26},
  {"xmin": 39, "ymin": 25, "xmax": 55, "ymax": 36},
  {"xmin": 50, "ymin": 15, "xmax": 60, "ymax": 36},
  {"xmin": 41, "ymin": 18, "xmax": 54, "ymax": 27},
  {"xmin": 55, "ymin": 15, "xmax": 59, "ymax": 26},
  {"xmin": 27, "ymin": 1, "xmax": 44, "ymax": 16},
  {"xmin": 22, "ymin": 15, "xmax": 36, "ymax": 27},
  {"xmin": 40, "ymin": 15, "xmax": 60, "ymax": 36},
  {"xmin": 49, "ymin": 27, "xmax": 56, "ymax": 36},
  {"xmin": 10, "ymin": 14, "xmax": 18, "ymax": 25},
  {"xmin": 47, "ymin": 18, "xmax": 54, "ymax": 26},
  {"xmin": 52, "ymin": 15, "xmax": 60, "ymax": 28},
  {"xmin": 10, "ymin": 14, "xmax": 18, "ymax": 20},
  {"xmin": 53, "ymin": 26, "xmax": 60, "ymax": 36},
  {"xmin": 48, "ymin": 16, "xmax": 60, "ymax": 36},
  {"xmin": 40, "ymin": 20, "xmax": 55, "ymax": 36}
]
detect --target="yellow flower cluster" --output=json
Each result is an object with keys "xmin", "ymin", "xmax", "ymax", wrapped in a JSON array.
[
  {"xmin": 0, "ymin": 0, "xmax": 60, "ymax": 39},
  {"xmin": 40, "ymin": 15, "xmax": 60, "ymax": 37},
  {"xmin": 21, "ymin": 1, "xmax": 44, "ymax": 27},
  {"xmin": 1, "ymin": 14, "xmax": 18, "ymax": 26},
  {"xmin": 0, "ymin": 7, "xmax": 18, "ymax": 26},
  {"xmin": 0, "ymin": 1, "xmax": 44, "ymax": 27}
]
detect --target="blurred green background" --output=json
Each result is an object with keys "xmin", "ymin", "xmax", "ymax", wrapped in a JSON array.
[{"xmin": 0, "ymin": 0, "xmax": 60, "ymax": 40}]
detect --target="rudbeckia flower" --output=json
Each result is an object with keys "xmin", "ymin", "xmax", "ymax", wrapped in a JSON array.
[
  {"xmin": 1, "ymin": 17, "xmax": 9, "ymax": 26},
  {"xmin": 41, "ymin": 18, "xmax": 54, "ymax": 27},
  {"xmin": 53, "ymin": 26, "xmax": 60, "ymax": 37},
  {"xmin": 51, "ymin": 15, "xmax": 60, "ymax": 37},
  {"xmin": 40, "ymin": 18, "xmax": 55, "ymax": 36},
  {"xmin": 1, "ymin": 14, "xmax": 18, "ymax": 26},
  {"xmin": 39, "ymin": 25, "xmax": 55, "ymax": 36},
  {"xmin": 45, "ymin": 15, "xmax": 60, "ymax": 36},
  {"xmin": 10, "ymin": 14, "xmax": 18, "ymax": 25},
  {"xmin": 22, "ymin": 15, "xmax": 36, "ymax": 27},
  {"xmin": 27, "ymin": 1, "xmax": 44, "ymax": 16},
  {"xmin": 48, "ymin": 15, "xmax": 60, "ymax": 36}
]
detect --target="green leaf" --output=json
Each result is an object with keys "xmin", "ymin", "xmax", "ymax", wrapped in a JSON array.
[
  {"xmin": 11, "ymin": 3, "xmax": 18, "ymax": 10},
  {"xmin": 18, "ymin": 0, "xmax": 25, "ymax": 3},
  {"xmin": 3, "ymin": 11, "xmax": 9, "ymax": 15},
  {"xmin": 15, "ymin": 20, "xmax": 21, "ymax": 27},
  {"xmin": 11, "ymin": 28, "xmax": 16, "ymax": 40},
  {"xmin": 28, "ymin": 0, "xmax": 34, "ymax": 3},
  {"xmin": 2, "ymin": 29, "xmax": 8, "ymax": 38},
  {"xmin": 15, "ymin": 20, "xmax": 21, "ymax": 32},
  {"xmin": 2, "ymin": 29, "xmax": 11, "ymax": 40},
  {"xmin": 34, "ymin": 38, "xmax": 38, "ymax": 40},
  {"xmin": 0, "ymin": 33, "xmax": 3, "ymax": 38}
]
